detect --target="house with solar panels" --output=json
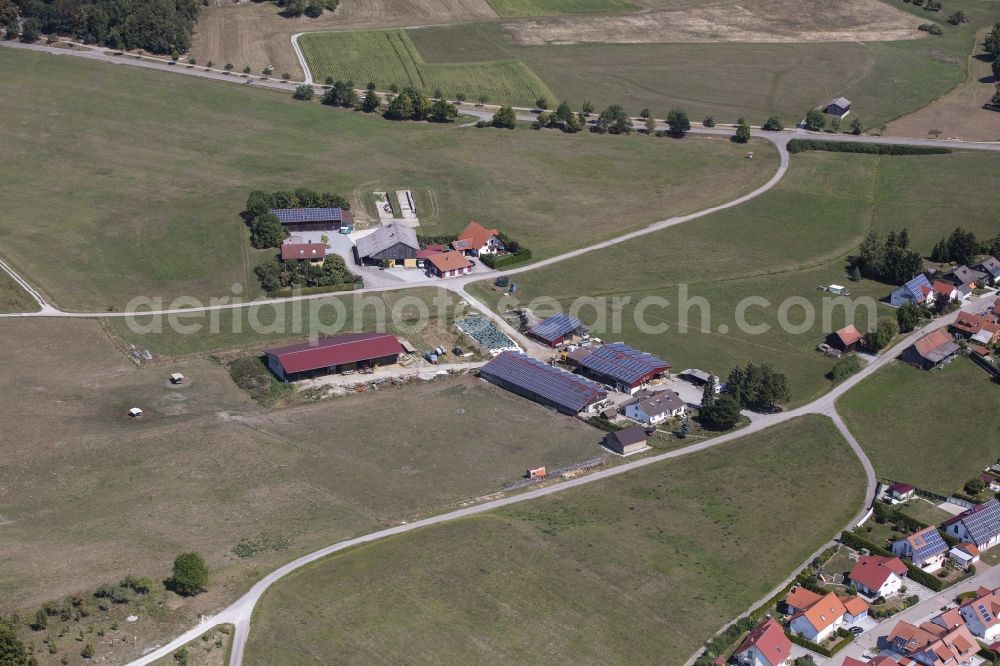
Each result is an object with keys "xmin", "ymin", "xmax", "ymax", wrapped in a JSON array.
[
  {"xmin": 889, "ymin": 274, "xmax": 933, "ymax": 308},
  {"xmin": 891, "ymin": 526, "xmax": 949, "ymax": 572},
  {"xmin": 958, "ymin": 585, "xmax": 1000, "ymax": 642},
  {"xmin": 578, "ymin": 342, "xmax": 671, "ymax": 394},
  {"xmin": 269, "ymin": 207, "xmax": 354, "ymax": 234},
  {"xmin": 527, "ymin": 313, "xmax": 585, "ymax": 347},
  {"xmin": 942, "ymin": 498, "xmax": 1000, "ymax": 552},
  {"xmin": 479, "ymin": 351, "xmax": 608, "ymax": 416}
]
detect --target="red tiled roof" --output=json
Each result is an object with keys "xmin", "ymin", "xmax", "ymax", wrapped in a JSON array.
[
  {"xmin": 735, "ymin": 618, "xmax": 791, "ymax": 666},
  {"xmin": 842, "ymin": 658, "xmax": 869, "ymax": 666},
  {"xmin": 913, "ymin": 329, "xmax": 955, "ymax": 356},
  {"xmin": 932, "ymin": 281, "xmax": 957, "ymax": 297},
  {"xmin": 265, "ymin": 332, "xmax": 404, "ymax": 374},
  {"xmin": 849, "ymin": 555, "xmax": 907, "ymax": 591},
  {"xmin": 842, "ymin": 596, "xmax": 869, "ymax": 616},
  {"xmin": 891, "ymin": 482, "xmax": 915, "ymax": 495},
  {"xmin": 800, "ymin": 592, "xmax": 847, "ymax": 633},
  {"xmin": 415, "ymin": 249, "xmax": 440, "ymax": 259},
  {"xmin": 786, "ymin": 585, "xmax": 822, "ymax": 611},
  {"xmin": 835, "ymin": 325, "xmax": 862, "ymax": 346},
  {"xmin": 427, "ymin": 250, "xmax": 473, "ymax": 273},
  {"xmin": 425, "ymin": 243, "xmax": 445, "ymax": 252},
  {"xmin": 457, "ymin": 221, "xmax": 500, "ymax": 250},
  {"xmin": 281, "ymin": 242, "xmax": 326, "ymax": 261}
]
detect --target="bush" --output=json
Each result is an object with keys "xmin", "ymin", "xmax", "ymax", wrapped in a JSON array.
[
  {"xmin": 787, "ymin": 140, "xmax": 951, "ymax": 155},
  {"xmin": 170, "ymin": 552, "xmax": 208, "ymax": 596},
  {"xmin": 829, "ymin": 354, "xmax": 861, "ymax": 381},
  {"xmin": 480, "ymin": 248, "xmax": 533, "ymax": 269},
  {"xmin": 293, "ymin": 84, "xmax": 314, "ymax": 101},
  {"xmin": 703, "ymin": 115, "xmax": 715, "ymax": 127},
  {"xmin": 762, "ymin": 116, "xmax": 783, "ymax": 131}
]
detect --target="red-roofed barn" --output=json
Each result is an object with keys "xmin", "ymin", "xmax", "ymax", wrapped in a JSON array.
[{"xmin": 264, "ymin": 332, "xmax": 405, "ymax": 382}]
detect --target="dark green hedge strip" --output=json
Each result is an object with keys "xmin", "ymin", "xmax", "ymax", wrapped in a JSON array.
[
  {"xmin": 787, "ymin": 139, "xmax": 952, "ymax": 155},
  {"xmin": 785, "ymin": 631, "xmax": 854, "ymax": 658},
  {"xmin": 480, "ymin": 249, "xmax": 533, "ymax": 269}
]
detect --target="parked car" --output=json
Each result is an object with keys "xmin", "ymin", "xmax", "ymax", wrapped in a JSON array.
[{"xmin": 849, "ymin": 626, "xmax": 864, "ymax": 635}]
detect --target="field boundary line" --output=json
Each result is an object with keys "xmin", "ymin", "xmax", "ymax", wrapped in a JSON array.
[{"xmin": 0, "ymin": 254, "xmax": 52, "ymax": 312}]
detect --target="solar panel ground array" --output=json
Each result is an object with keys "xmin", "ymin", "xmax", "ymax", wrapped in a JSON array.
[
  {"xmin": 297, "ymin": 30, "xmax": 555, "ymax": 107},
  {"xmin": 456, "ymin": 316, "xmax": 519, "ymax": 353}
]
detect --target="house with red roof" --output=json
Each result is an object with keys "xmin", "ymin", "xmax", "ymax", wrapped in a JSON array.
[
  {"xmin": 281, "ymin": 237, "xmax": 326, "ymax": 264},
  {"xmin": 848, "ymin": 555, "xmax": 908, "ymax": 599},
  {"xmin": 950, "ymin": 312, "xmax": 1000, "ymax": 344},
  {"xmin": 889, "ymin": 482, "xmax": 916, "ymax": 502},
  {"xmin": 426, "ymin": 250, "xmax": 474, "ymax": 278},
  {"xmin": 827, "ymin": 325, "xmax": 863, "ymax": 353},
  {"xmin": 891, "ymin": 526, "xmax": 948, "ymax": 572},
  {"xmin": 959, "ymin": 586, "xmax": 1000, "ymax": 642},
  {"xmin": 886, "ymin": 618, "xmax": 979, "ymax": 666},
  {"xmin": 733, "ymin": 618, "xmax": 791, "ymax": 666},
  {"xmin": 453, "ymin": 221, "xmax": 504, "ymax": 256},
  {"xmin": 788, "ymin": 591, "xmax": 848, "ymax": 643}
]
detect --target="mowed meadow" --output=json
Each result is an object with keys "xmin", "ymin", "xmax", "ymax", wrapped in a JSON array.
[
  {"xmin": 468, "ymin": 148, "xmax": 1000, "ymax": 408},
  {"xmin": 244, "ymin": 416, "xmax": 865, "ymax": 665},
  {"xmin": 0, "ymin": 47, "xmax": 775, "ymax": 310}
]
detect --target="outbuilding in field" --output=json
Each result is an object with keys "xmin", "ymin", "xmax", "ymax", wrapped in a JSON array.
[
  {"xmin": 603, "ymin": 426, "xmax": 648, "ymax": 456},
  {"xmin": 264, "ymin": 332, "xmax": 405, "ymax": 382},
  {"xmin": 825, "ymin": 97, "xmax": 852, "ymax": 118},
  {"xmin": 901, "ymin": 329, "xmax": 960, "ymax": 370},
  {"xmin": 827, "ymin": 324, "xmax": 862, "ymax": 353},
  {"xmin": 128, "ymin": 407, "xmax": 143, "ymax": 418},
  {"xmin": 169, "ymin": 373, "xmax": 185, "ymax": 385}
]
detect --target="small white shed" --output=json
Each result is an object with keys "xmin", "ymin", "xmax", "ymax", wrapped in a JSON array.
[
  {"xmin": 169, "ymin": 373, "xmax": 185, "ymax": 385},
  {"xmin": 128, "ymin": 407, "xmax": 144, "ymax": 418}
]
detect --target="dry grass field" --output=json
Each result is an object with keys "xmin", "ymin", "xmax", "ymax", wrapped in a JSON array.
[
  {"xmin": 0, "ymin": 270, "xmax": 38, "ymax": 313},
  {"xmin": 0, "ymin": 318, "xmax": 604, "ymax": 662},
  {"xmin": 505, "ymin": 0, "xmax": 924, "ymax": 46},
  {"xmin": 191, "ymin": 0, "xmax": 498, "ymax": 79}
]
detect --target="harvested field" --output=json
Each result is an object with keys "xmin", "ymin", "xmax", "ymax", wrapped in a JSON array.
[
  {"xmin": 505, "ymin": 0, "xmax": 925, "ymax": 45},
  {"xmin": 298, "ymin": 29, "xmax": 554, "ymax": 105},
  {"xmin": 0, "ymin": 318, "xmax": 600, "ymax": 661},
  {"xmin": 191, "ymin": 0, "xmax": 498, "ymax": 79},
  {"xmin": 487, "ymin": 0, "xmax": 637, "ymax": 17},
  {"xmin": 244, "ymin": 415, "xmax": 865, "ymax": 664}
]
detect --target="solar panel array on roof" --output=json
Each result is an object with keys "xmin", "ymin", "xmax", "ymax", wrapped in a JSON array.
[
  {"xmin": 528, "ymin": 313, "xmax": 584, "ymax": 344},
  {"xmin": 580, "ymin": 342, "xmax": 670, "ymax": 386},
  {"xmin": 911, "ymin": 528, "xmax": 947, "ymax": 562},
  {"xmin": 480, "ymin": 352, "xmax": 607, "ymax": 414},
  {"xmin": 270, "ymin": 208, "xmax": 346, "ymax": 224},
  {"xmin": 961, "ymin": 498, "xmax": 1000, "ymax": 545}
]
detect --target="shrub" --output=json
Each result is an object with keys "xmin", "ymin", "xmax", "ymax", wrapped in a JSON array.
[
  {"xmin": 703, "ymin": 115, "xmax": 715, "ymax": 127},
  {"xmin": 829, "ymin": 354, "xmax": 861, "ymax": 381},
  {"xmin": 170, "ymin": 552, "xmax": 208, "ymax": 596},
  {"xmin": 762, "ymin": 116, "xmax": 783, "ymax": 131},
  {"xmin": 293, "ymin": 84, "xmax": 314, "ymax": 101}
]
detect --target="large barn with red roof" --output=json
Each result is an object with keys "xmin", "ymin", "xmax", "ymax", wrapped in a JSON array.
[{"xmin": 264, "ymin": 332, "xmax": 405, "ymax": 382}]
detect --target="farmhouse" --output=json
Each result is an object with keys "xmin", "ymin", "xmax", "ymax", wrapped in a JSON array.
[
  {"xmin": 825, "ymin": 97, "xmax": 852, "ymax": 118},
  {"xmin": 603, "ymin": 426, "xmax": 648, "ymax": 455},
  {"xmin": 890, "ymin": 274, "xmax": 933, "ymax": 307},
  {"xmin": 579, "ymin": 342, "xmax": 671, "ymax": 394},
  {"xmin": 426, "ymin": 250, "xmax": 474, "ymax": 278},
  {"xmin": 901, "ymin": 330, "xmax": 960, "ymax": 370},
  {"xmin": 528, "ymin": 313, "xmax": 585, "ymax": 347},
  {"xmin": 623, "ymin": 388, "xmax": 686, "ymax": 425},
  {"xmin": 974, "ymin": 257, "xmax": 1000, "ymax": 285},
  {"xmin": 732, "ymin": 618, "xmax": 791, "ymax": 666},
  {"xmin": 848, "ymin": 555, "xmax": 907, "ymax": 599},
  {"xmin": 827, "ymin": 324, "xmax": 863, "ymax": 353},
  {"xmin": 264, "ymin": 332, "xmax": 405, "ymax": 382},
  {"xmin": 942, "ymin": 498, "xmax": 1000, "ymax": 551},
  {"xmin": 453, "ymin": 222, "xmax": 503, "ymax": 256},
  {"xmin": 270, "ymin": 207, "xmax": 354, "ymax": 233},
  {"xmin": 354, "ymin": 222, "xmax": 419, "ymax": 266},
  {"xmin": 788, "ymin": 592, "xmax": 848, "ymax": 642},
  {"xmin": 891, "ymin": 526, "xmax": 948, "ymax": 572},
  {"xmin": 281, "ymin": 237, "xmax": 326, "ymax": 264},
  {"xmin": 479, "ymin": 351, "xmax": 608, "ymax": 416}
]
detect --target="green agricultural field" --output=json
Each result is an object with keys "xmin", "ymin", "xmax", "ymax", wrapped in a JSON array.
[
  {"xmin": 0, "ymin": 270, "xmax": 38, "ymax": 313},
  {"xmin": 487, "ymin": 0, "xmax": 637, "ymax": 16},
  {"xmin": 297, "ymin": 30, "xmax": 554, "ymax": 106},
  {"xmin": 467, "ymin": 149, "xmax": 1000, "ymax": 407},
  {"xmin": 0, "ymin": 48, "xmax": 774, "ymax": 310},
  {"xmin": 839, "ymin": 357, "xmax": 1000, "ymax": 495},
  {"xmin": 245, "ymin": 415, "xmax": 865, "ymax": 665}
]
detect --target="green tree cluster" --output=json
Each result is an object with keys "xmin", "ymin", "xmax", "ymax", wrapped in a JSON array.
[
  {"xmin": 851, "ymin": 229, "xmax": 922, "ymax": 285},
  {"xmin": 321, "ymin": 80, "xmax": 357, "ymax": 108},
  {"xmin": 725, "ymin": 362, "xmax": 790, "ymax": 412},
  {"xmin": 762, "ymin": 116, "xmax": 783, "ymax": 131},
  {"xmin": 666, "ymin": 109, "xmax": 691, "ymax": 136},
  {"xmin": 292, "ymin": 84, "xmax": 314, "ymax": 101},
  {"xmin": 734, "ymin": 118, "xmax": 751, "ymax": 143},
  {"xmin": 244, "ymin": 189, "xmax": 349, "ymax": 249},
  {"xmin": 896, "ymin": 301, "xmax": 924, "ymax": 333},
  {"xmin": 931, "ymin": 227, "xmax": 979, "ymax": 265},
  {"xmin": 384, "ymin": 87, "xmax": 432, "ymax": 121},
  {"xmin": 491, "ymin": 106, "xmax": 517, "ymax": 129},
  {"xmin": 829, "ymin": 354, "xmax": 861, "ymax": 381},
  {"xmin": 804, "ymin": 108, "xmax": 826, "ymax": 131},
  {"xmin": 256, "ymin": 254, "xmax": 361, "ymax": 292},
  {"xmin": 864, "ymin": 318, "xmax": 898, "ymax": 351},
  {"xmin": 592, "ymin": 104, "xmax": 632, "ymax": 134},
  {"xmin": 697, "ymin": 393, "xmax": 741, "ymax": 431}
]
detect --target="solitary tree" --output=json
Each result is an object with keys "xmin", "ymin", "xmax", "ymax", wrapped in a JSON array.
[
  {"xmin": 639, "ymin": 108, "xmax": 650, "ymax": 118},
  {"xmin": 293, "ymin": 84, "xmax": 314, "ymax": 101},
  {"xmin": 645, "ymin": 116, "xmax": 656, "ymax": 135},
  {"xmin": 223, "ymin": 63, "xmax": 234, "ymax": 72},
  {"xmin": 701, "ymin": 380, "xmax": 716, "ymax": 408},
  {"xmin": 82, "ymin": 643, "xmax": 95, "ymax": 659},
  {"xmin": 864, "ymin": 318, "xmax": 898, "ymax": 351},
  {"xmin": 477, "ymin": 94, "xmax": 489, "ymax": 106},
  {"xmin": 804, "ymin": 108, "xmax": 826, "ymax": 131},
  {"xmin": 897, "ymin": 301, "xmax": 923, "ymax": 333},
  {"xmin": 554, "ymin": 101, "xmax": 573, "ymax": 123},
  {"xmin": 170, "ymin": 552, "xmax": 209, "ymax": 596},
  {"xmin": 831, "ymin": 117, "xmax": 841, "ymax": 133},
  {"xmin": 698, "ymin": 393, "xmax": 741, "ymax": 431},
  {"xmin": 734, "ymin": 118, "xmax": 751, "ymax": 143},
  {"xmin": 455, "ymin": 92, "xmax": 466, "ymax": 104},
  {"xmin": 703, "ymin": 115, "xmax": 715, "ymax": 127},
  {"xmin": 491, "ymin": 106, "xmax": 517, "ymax": 129},
  {"xmin": 535, "ymin": 97, "xmax": 549, "ymax": 110},
  {"xmin": 762, "ymin": 116, "xmax": 783, "ymax": 131},
  {"xmin": 361, "ymin": 89, "xmax": 381, "ymax": 113},
  {"xmin": 666, "ymin": 109, "xmax": 691, "ymax": 136},
  {"xmin": 581, "ymin": 100, "xmax": 594, "ymax": 116},
  {"xmin": 33, "ymin": 608, "xmax": 47, "ymax": 630},
  {"xmin": 850, "ymin": 117, "xmax": 863, "ymax": 135},
  {"xmin": 0, "ymin": 618, "xmax": 31, "ymax": 665}
]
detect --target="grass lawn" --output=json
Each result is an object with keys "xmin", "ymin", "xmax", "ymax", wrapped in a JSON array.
[
  {"xmin": 468, "ymin": 149, "xmax": 1000, "ymax": 408},
  {"xmin": 297, "ymin": 30, "xmax": 555, "ymax": 106},
  {"xmin": 0, "ymin": 270, "xmax": 39, "ymax": 313},
  {"xmin": 244, "ymin": 415, "xmax": 865, "ymax": 665},
  {"xmin": 898, "ymin": 498, "xmax": 954, "ymax": 527},
  {"xmin": 486, "ymin": 0, "xmax": 637, "ymax": 16},
  {"xmin": 838, "ymin": 356, "xmax": 1000, "ymax": 495},
  {"xmin": 0, "ymin": 317, "xmax": 607, "ymax": 661},
  {"xmin": 0, "ymin": 47, "xmax": 775, "ymax": 310}
]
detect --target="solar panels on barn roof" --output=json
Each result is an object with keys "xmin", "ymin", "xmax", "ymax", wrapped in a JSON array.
[
  {"xmin": 580, "ymin": 342, "xmax": 670, "ymax": 386},
  {"xmin": 269, "ymin": 208, "xmax": 347, "ymax": 224},
  {"xmin": 480, "ymin": 352, "xmax": 607, "ymax": 413},
  {"xmin": 528, "ymin": 313, "xmax": 583, "ymax": 344}
]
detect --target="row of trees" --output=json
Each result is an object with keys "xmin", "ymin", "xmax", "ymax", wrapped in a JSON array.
[
  {"xmin": 930, "ymin": 227, "xmax": 982, "ymax": 265},
  {"xmin": 10, "ymin": 0, "xmax": 200, "ymax": 54},
  {"xmin": 255, "ymin": 254, "xmax": 361, "ymax": 292},
  {"xmin": 698, "ymin": 362, "xmax": 791, "ymax": 430},
  {"xmin": 384, "ymin": 87, "xmax": 457, "ymax": 123},
  {"xmin": 277, "ymin": 0, "xmax": 337, "ymax": 18},
  {"xmin": 850, "ymin": 229, "xmax": 923, "ymax": 285},
  {"xmin": 803, "ymin": 108, "xmax": 864, "ymax": 134}
]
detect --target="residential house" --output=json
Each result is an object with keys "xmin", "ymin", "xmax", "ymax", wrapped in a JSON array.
[
  {"xmin": 848, "ymin": 555, "xmax": 907, "ymax": 599},
  {"xmin": 890, "ymin": 274, "xmax": 933, "ymax": 308},
  {"xmin": 901, "ymin": 330, "xmax": 960, "ymax": 370},
  {"xmin": 944, "ymin": 265, "xmax": 987, "ymax": 290},
  {"xmin": 889, "ymin": 482, "xmax": 916, "ymax": 502},
  {"xmin": 950, "ymin": 312, "xmax": 1000, "ymax": 344},
  {"xmin": 426, "ymin": 250, "xmax": 474, "ymax": 278},
  {"xmin": 604, "ymin": 426, "xmax": 648, "ymax": 455},
  {"xmin": 959, "ymin": 586, "xmax": 1000, "ymax": 642},
  {"xmin": 784, "ymin": 585, "xmax": 822, "ymax": 615},
  {"xmin": 892, "ymin": 526, "xmax": 948, "ymax": 572},
  {"xmin": 789, "ymin": 592, "xmax": 848, "ymax": 643},
  {"xmin": 931, "ymin": 280, "xmax": 961, "ymax": 304},
  {"xmin": 623, "ymin": 388, "xmax": 686, "ymax": 425},
  {"xmin": 949, "ymin": 544, "xmax": 981, "ymax": 571},
  {"xmin": 453, "ymin": 221, "xmax": 504, "ymax": 256},
  {"xmin": 825, "ymin": 97, "xmax": 852, "ymax": 118},
  {"xmin": 733, "ymin": 618, "xmax": 792, "ymax": 666},
  {"xmin": 885, "ymin": 619, "xmax": 979, "ymax": 666},
  {"xmin": 974, "ymin": 257, "xmax": 1000, "ymax": 286},
  {"xmin": 280, "ymin": 237, "xmax": 326, "ymax": 264},
  {"xmin": 942, "ymin": 499, "xmax": 1000, "ymax": 551},
  {"xmin": 828, "ymin": 325, "xmax": 863, "ymax": 353}
]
